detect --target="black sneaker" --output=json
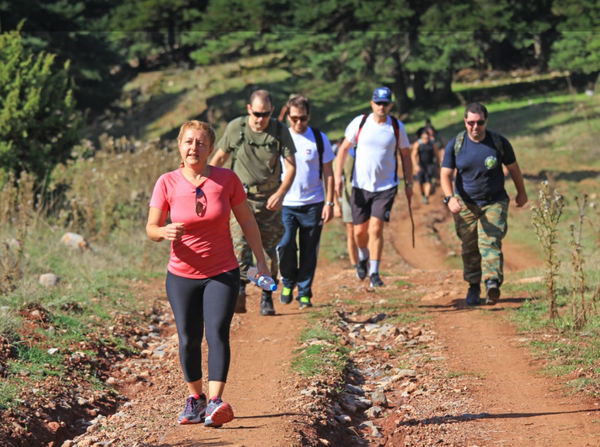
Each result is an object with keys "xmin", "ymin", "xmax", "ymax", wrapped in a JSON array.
[
  {"xmin": 235, "ymin": 286, "xmax": 247, "ymax": 314},
  {"xmin": 485, "ymin": 280, "xmax": 501, "ymax": 305},
  {"xmin": 260, "ymin": 290, "xmax": 275, "ymax": 316},
  {"xmin": 178, "ymin": 394, "xmax": 207, "ymax": 425},
  {"xmin": 356, "ymin": 259, "xmax": 368, "ymax": 280},
  {"xmin": 466, "ymin": 283, "xmax": 481, "ymax": 306},
  {"xmin": 280, "ymin": 286, "xmax": 294, "ymax": 304},
  {"xmin": 369, "ymin": 273, "xmax": 385, "ymax": 287}
]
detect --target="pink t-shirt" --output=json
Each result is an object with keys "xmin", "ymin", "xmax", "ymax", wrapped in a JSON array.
[{"xmin": 149, "ymin": 167, "xmax": 247, "ymax": 279}]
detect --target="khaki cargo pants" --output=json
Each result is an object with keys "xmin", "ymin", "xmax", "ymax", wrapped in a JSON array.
[
  {"xmin": 230, "ymin": 190, "xmax": 285, "ymax": 285},
  {"xmin": 453, "ymin": 198, "xmax": 509, "ymax": 286}
]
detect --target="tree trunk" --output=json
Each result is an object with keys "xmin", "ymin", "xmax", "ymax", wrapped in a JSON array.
[
  {"xmin": 412, "ymin": 71, "xmax": 432, "ymax": 107},
  {"xmin": 391, "ymin": 50, "xmax": 412, "ymax": 115},
  {"xmin": 434, "ymin": 69, "xmax": 456, "ymax": 105}
]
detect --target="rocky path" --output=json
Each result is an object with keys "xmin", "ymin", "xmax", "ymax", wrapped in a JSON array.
[{"xmin": 60, "ymin": 189, "xmax": 600, "ymax": 447}]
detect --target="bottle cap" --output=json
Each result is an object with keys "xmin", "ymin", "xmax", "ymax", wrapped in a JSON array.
[{"xmin": 269, "ymin": 284, "xmax": 277, "ymax": 291}]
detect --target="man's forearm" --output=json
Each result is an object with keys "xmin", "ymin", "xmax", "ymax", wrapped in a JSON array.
[
  {"xmin": 507, "ymin": 163, "xmax": 526, "ymax": 195},
  {"xmin": 440, "ymin": 168, "xmax": 454, "ymax": 197},
  {"xmin": 400, "ymin": 148, "xmax": 413, "ymax": 183}
]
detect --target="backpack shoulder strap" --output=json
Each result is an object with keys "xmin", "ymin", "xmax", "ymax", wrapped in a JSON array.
[
  {"xmin": 355, "ymin": 114, "xmax": 369, "ymax": 145},
  {"xmin": 488, "ymin": 130, "xmax": 504, "ymax": 162},
  {"xmin": 231, "ymin": 116, "xmax": 247, "ymax": 172},
  {"xmin": 453, "ymin": 131, "xmax": 466, "ymax": 159},
  {"xmin": 311, "ymin": 127, "xmax": 325, "ymax": 180}
]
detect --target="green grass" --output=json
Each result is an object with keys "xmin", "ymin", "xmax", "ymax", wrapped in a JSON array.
[{"xmin": 292, "ymin": 322, "xmax": 349, "ymax": 377}]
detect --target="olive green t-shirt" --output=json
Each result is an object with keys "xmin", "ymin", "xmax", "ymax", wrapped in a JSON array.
[{"xmin": 217, "ymin": 116, "xmax": 296, "ymax": 186}]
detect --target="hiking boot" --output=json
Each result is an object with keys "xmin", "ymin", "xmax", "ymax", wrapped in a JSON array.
[
  {"xmin": 356, "ymin": 259, "xmax": 368, "ymax": 280},
  {"xmin": 280, "ymin": 286, "xmax": 294, "ymax": 305},
  {"xmin": 485, "ymin": 279, "xmax": 501, "ymax": 305},
  {"xmin": 178, "ymin": 394, "xmax": 207, "ymax": 425},
  {"xmin": 465, "ymin": 283, "xmax": 481, "ymax": 306},
  {"xmin": 421, "ymin": 195, "xmax": 429, "ymax": 205},
  {"xmin": 369, "ymin": 273, "xmax": 385, "ymax": 287},
  {"xmin": 204, "ymin": 396, "xmax": 234, "ymax": 428},
  {"xmin": 260, "ymin": 290, "xmax": 275, "ymax": 316},
  {"xmin": 235, "ymin": 286, "xmax": 247, "ymax": 314},
  {"xmin": 299, "ymin": 296, "xmax": 313, "ymax": 310}
]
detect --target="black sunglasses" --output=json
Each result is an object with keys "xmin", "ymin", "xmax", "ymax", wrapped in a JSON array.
[
  {"xmin": 374, "ymin": 101, "xmax": 390, "ymax": 106},
  {"xmin": 195, "ymin": 187, "xmax": 205, "ymax": 214},
  {"xmin": 466, "ymin": 119, "xmax": 486, "ymax": 127},
  {"xmin": 251, "ymin": 108, "xmax": 273, "ymax": 118},
  {"xmin": 289, "ymin": 115, "xmax": 309, "ymax": 122}
]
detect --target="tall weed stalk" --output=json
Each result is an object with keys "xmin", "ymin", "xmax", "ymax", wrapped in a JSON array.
[
  {"xmin": 531, "ymin": 181, "xmax": 564, "ymax": 320},
  {"xmin": 568, "ymin": 195, "xmax": 588, "ymax": 329}
]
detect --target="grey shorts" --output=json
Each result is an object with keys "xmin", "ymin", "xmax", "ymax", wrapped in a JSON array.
[
  {"xmin": 351, "ymin": 186, "xmax": 397, "ymax": 225},
  {"xmin": 341, "ymin": 187, "xmax": 353, "ymax": 223}
]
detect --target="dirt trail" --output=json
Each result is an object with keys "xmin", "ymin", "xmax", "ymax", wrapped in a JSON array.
[
  {"xmin": 62, "ymin": 188, "xmax": 600, "ymax": 447},
  {"xmin": 389, "ymin": 189, "xmax": 600, "ymax": 446}
]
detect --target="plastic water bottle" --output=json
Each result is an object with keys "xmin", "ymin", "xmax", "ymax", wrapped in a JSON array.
[{"xmin": 246, "ymin": 267, "xmax": 277, "ymax": 291}]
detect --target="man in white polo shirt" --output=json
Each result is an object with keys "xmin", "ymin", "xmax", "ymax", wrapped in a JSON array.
[
  {"xmin": 334, "ymin": 87, "xmax": 413, "ymax": 287},
  {"xmin": 277, "ymin": 95, "xmax": 336, "ymax": 309}
]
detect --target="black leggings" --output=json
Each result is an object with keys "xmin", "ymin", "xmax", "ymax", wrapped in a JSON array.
[{"xmin": 166, "ymin": 268, "xmax": 240, "ymax": 383}]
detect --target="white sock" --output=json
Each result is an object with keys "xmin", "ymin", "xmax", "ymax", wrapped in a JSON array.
[
  {"xmin": 370, "ymin": 260, "xmax": 380, "ymax": 275},
  {"xmin": 358, "ymin": 247, "xmax": 369, "ymax": 261}
]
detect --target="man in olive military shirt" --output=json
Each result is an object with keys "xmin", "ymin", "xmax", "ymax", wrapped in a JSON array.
[{"xmin": 210, "ymin": 90, "xmax": 297, "ymax": 316}]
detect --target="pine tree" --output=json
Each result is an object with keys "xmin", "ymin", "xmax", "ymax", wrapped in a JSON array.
[{"xmin": 0, "ymin": 26, "xmax": 83, "ymax": 181}]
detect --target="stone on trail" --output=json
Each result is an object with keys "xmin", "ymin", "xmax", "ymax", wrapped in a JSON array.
[
  {"xmin": 60, "ymin": 232, "xmax": 91, "ymax": 251},
  {"xmin": 364, "ymin": 406, "xmax": 383, "ymax": 418},
  {"xmin": 47, "ymin": 348, "xmax": 59, "ymax": 355},
  {"xmin": 346, "ymin": 383, "xmax": 365, "ymax": 395},
  {"xmin": 370, "ymin": 390, "xmax": 387, "ymax": 407},
  {"xmin": 39, "ymin": 273, "xmax": 61, "ymax": 286}
]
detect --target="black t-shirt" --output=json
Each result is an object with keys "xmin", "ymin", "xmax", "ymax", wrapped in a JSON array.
[
  {"xmin": 418, "ymin": 141, "xmax": 436, "ymax": 166},
  {"xmin": 442, "ymin": 131, "xmax": 516, "ymax": 206}
]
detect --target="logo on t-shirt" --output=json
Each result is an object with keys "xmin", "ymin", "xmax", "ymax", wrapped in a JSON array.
[
  {"xmin": 306, "ymin": 149, "xmax": 311, "ymax": 155},
  {"xmin": 484, "ymin": 156, "xmax": 498, "ymax": 170}
]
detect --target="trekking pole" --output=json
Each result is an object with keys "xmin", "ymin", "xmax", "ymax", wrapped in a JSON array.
[{"xmin": 400, "ymin": 157, "xmax": 416, "ymax": 248}]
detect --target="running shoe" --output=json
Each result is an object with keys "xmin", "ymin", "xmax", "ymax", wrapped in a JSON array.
[
  {"xmin": 369, "ymin": 273, "xmax": 385, "ymax": 287},
  {"xmin": 356, "ymin": 259, "xmax": 368, "ymax": 280},
  {"xmin": 299, "ymin": 296, "xmax": 313, "ymax": 309},
  {"xmin": 178, "ymin": 394, "xmax": 207, "ymax": 425},
  {"xmin": 280, "ymin": 286, "xmax": 294, "ymax": 305},
  {"xmin": 466, "ymin": 283, "xmax": 481, "ymax": 306},
  {"xmin": 204, "ymin": 397, "xmax": 234, "ymax": 428},
  {"xmin": 260, "ymin": 290, "xmax": 276, "ymax": 316},
  {"xmin": 485, "ymin": 279, "xmax": 501, "ymax": 305}
]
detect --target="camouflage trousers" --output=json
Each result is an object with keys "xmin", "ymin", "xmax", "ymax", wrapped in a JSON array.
[
  {"xmin": 230, "ymin": 191, "xmax": 285, "ymax": 286},
  {"xmin": 453, "ymin": 198, "xmax": 509, "ymax": 286}
]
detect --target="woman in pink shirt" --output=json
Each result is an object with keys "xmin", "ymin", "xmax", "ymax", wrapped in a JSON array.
[{"xmin": 146, "ymin": 120, "xmax": 269, "ymax": 428}]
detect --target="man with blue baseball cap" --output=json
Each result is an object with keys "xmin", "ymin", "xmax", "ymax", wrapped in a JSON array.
[{"xmin": 334, "ymin": 87, "xmax": 412, "ymax": 287}]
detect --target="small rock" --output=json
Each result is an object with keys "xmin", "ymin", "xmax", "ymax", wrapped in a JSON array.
[
  {"xmin": 61, "ymin": 441, "xmax": 75, "ymax": 447},
  {"xmin": 335, "ymin": 414, "xmax": 351, "ymax": 423},
  {"xmin": 39, "ymin": 273, "xmax": 61, "ymax": 287},
  {"xmin": 359, "ymin": 421, "xmax": 375, "ymax": 428},
  {"xmin": 30, "ymin": 309, "xmax": 42, "ymax": 318},
  {"xmin": 396, "ymin": 369, "xmax": 417, "ymax": 378},
  {"xmin": 365, "ymin": 406, "xmax": 383, "ymax": 418},
  {"xmin": 346, "ymin": 384, "xmax": 364, "ymax": 395},
  {"xmin": 151, "ymin": 350, "xmax": 166, "ymax": 359},
  {"xmin": 371, "ymin": 426, "xmax": 383, "ymax": 438},
  {"xmin": 124, "ymin": 422, "xmax": 136, "ymax": 429},
  {"xmin": 139, "ymin": 371, "xmax": 150, "ymax": 378},
  {"xmin": 47, "ymin": 348, "xmax": 59, "ymax": 355},
  {"xmin": 364, "ymin": 324, "xmax": 381, "ymax": 333},
  {"xmin": 370, "ymin": 390, "xmax": 387, "ymax": 407},
  {"xmin": 106, "ymin": 377, "xmax": 117, "ymax": 384},
  {"xmin": 47, "ymin": 421, "xmax": 60, "ymax": 431},
  {"xmin": 61, "ymin": 232, "xmax": 91, "ymax": 251},
  {"xmin": 78, "ymin": 440, "xmax": 93, "ymax": 447},
  {"xmin": 77, "ymin": 397, "xmax": 87, "ymax": 406}
]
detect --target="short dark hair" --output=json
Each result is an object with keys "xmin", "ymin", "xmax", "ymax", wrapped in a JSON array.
[
  {"xmin": 464, "ymin": 102, "xmax": 488, "ymax": 119},
  {"xmin": 286, "ymin": 95, "xmax": 311, "ymax": 115},
  {"xmin": 249, "ymin": 90, "xmax": 273, "ymax": 107}
]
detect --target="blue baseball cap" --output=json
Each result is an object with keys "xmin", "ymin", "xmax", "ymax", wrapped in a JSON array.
[{"xmin": 372, "ymin": 86, "xmax": 392, "ymax": 103}]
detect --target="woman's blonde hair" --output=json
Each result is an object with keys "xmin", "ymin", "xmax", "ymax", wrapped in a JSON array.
[
  {"xmin": 177, "ymin": 120, "xmax": 216, "ymax": 146},
  {"xmin": 177, "ymin": 120, "xmax": 217, "ymax": 168}
]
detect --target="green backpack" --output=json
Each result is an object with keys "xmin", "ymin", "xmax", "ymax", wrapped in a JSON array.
[{"xmin": 453, "ymin": 130, "xmax": 504, "ymax": 162}]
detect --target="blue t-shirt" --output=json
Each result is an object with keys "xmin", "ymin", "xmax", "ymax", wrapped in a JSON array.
[{"xmin": 442, "ymin": 131, "xmax": 516, "ymax": 206}]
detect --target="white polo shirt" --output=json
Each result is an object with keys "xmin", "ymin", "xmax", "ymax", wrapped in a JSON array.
[
  {"xmin": 281, "ymin": 127, "xmax": 335, "ymax": 206},
  {"xmin": 345, "ymin": 114, "xmax": 410, "ymax": 192}
]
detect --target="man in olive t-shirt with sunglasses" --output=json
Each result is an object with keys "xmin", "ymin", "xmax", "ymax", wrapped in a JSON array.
[{"xmin": 210, "ymin": 90, "xmax": 296, "ymax": 316}]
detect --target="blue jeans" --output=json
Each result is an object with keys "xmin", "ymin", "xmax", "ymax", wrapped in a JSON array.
[{"xmin": 277, "ymin": 202, "xmax": 324, "ymax": 298}]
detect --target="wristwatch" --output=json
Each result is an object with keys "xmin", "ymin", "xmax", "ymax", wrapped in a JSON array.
[
  {"xmin": 405, "ymin": 182, "xmax": 414, "ymax": 188},
  {"xmin": 443, "ymin": 196, "xmax": 453, "ymax": 205},
  {"xmin": 325, "ymin": 202, "xmax": 335, "ymax": 206}
]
